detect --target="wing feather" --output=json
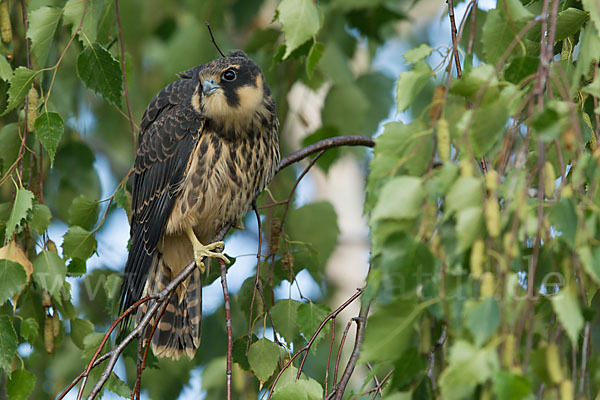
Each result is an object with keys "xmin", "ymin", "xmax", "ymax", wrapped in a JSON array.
[{"xmin": 119, "ymin": 76, "xmax": 202, "ymax": 320}]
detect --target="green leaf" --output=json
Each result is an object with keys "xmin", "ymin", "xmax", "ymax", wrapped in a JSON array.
[
  {"xmin": 573, "ymin": 23, "xmax": 600, "ymax": 89},
  {"xmin": 0, "ymin": 55, "xmax": 12, "ymax": 81},
  {"xmin": 482, "ymin": 9, "xmax": 528, "ymax": 65},
  {"xmin": 498, "ymin": 0, "xmax": 533, "ymax": 20},
  {"xmin": 2, "ymin": 67, "xmax": 36, "ymax": 116},
  {"xmin": 392, "ymin": 348, "xmax": 427, "ymax": 389},
  {"xmin": 271, "ymin": 377, "xmax": 323, "ymax": 400},
  {"xmin": 374, "ymin": 233, "xmax": 435, "ymax": 298},
  {"xmin": 577, "ymin": 246, "xmax": 600, "ymax": 284},
  {"xmin": 232, "ymin": 335, "xmax": 257, "ymax": 372},
  {"xmin": 76, "ymin": 43, "xmax": 122, "ymax": 107},
  {"xmin": 34, "ymin": 111, "xmax": 64, "ymax": 167},
  {"xmin": 465, "ymin": 298, "xmax": 500, "ymax": 347},
  {"xmin": 582, "ymin": 74, "xmax": 600, "ymax": 98},
  {"xmin": 114, "ymin": 184, "xmax": 131, "ymax": 212},
  {"xmin": 19, "ymin": 317, "xmax": 38, "ymax": 344},
  {"xmin": 306, "ymin": 41, "xmax": 324, "ymax": 79},
  {"xmin": 356, "ymin": 72, "xmax": 395, "ymax": 135},
  {"xmin": 446, "ymin": 177, "xmax": 483, "ymax": 215},
  {"xmin": 247, "ymin": 338, "xmax": 281, "ymax": 382},
  {"xmin": 551, "ymin": 289, "xmax": 583, "ymax": 345},
  {"xmin": 63, "ymin": 0, "xmax": 108, "ymax": 45},
  {"xmin": 504, "ymin": 56, "xmax": 539, "ymax": 84},
  {"xmin": 492, "ymin": 371, "xmax": 531, "ymax": 400},
  {"xmin": 277, "ymin": 0, "xmax": 321, "ymax": 59},
  {"xmin": 68, "ymin": 195, "xmax": 99, "ymax": 230},
  {"xmin": 361, "ymin": 299, "xmax": 434, "ymax": 363},
  {"xmin": 403, "ymin": 44, "xmax": 433, "ymax": 64},
  {"xmin": 106, "ymin": 373, "xmax": 130, "ymax": 397},
  {"xmin": 368, "ymin": 120, "xmax": 432, "ymax": 200},
  {"xmin": 455, "ymin": 207, "xmax": 484, "ymax": 253},
  {"xmin": 27, "ymin": 6, "xmax": 62, "ymax": 68},
  {"xmin": 549, "ymin": 198, "xmax": 577, "ymax": 249},
  {"xmin": 82, "ymin": 332, "xmax": 107, "ymax": 360},
  {"xmin": 439, "ymin": 340, "xmax": 499, "ymax": 400},
  {"xmin": 62, "ymin": 226, "xmax": 97, "ymax": 261},
  {"xmin": 450, "ymin": 64, "xmax": 498, "ymax": 100},
  {"xmin": 555, "ymin": 8, "xmax": 589, "ymax": 41},
  {"xmin": 0, "ymin": 124, "xmax": 21, "ymax": 174},
  {"xmin": 322, "ymin": 83, "xmax": 369, "ymax": 135},
  {"xmin": 270, "ymin": 299, "xmax": 302, "ymax": 342},
  {"xmin": 330, "ymin": 0, "xmax": 385, "ymax": 11},
  {"xmin": 30, "ymin": 204, "xmax": 51, "ymax": 235},
  {"xmin": 0, "ymin": 315, "xmax": 17, "ymax": 375},
  {"xmin": 372, "ymin": 176, "xmax": 424, "ymax": 221},
  {"xmin": 6, "ymin": 368, "xmax": 36, "ymax": 400},
  {"xmin": 71, "ymin": 318, "xmax": 94, "ymax": 349},
  {"xmin": 0, "ymin": 260, "xmax": 27, "ymax": 306},
  {"xmin": 286, "ymin": 202, "xmax": 339, "ymax": 274},
  {"xmin": 5, "ymin": 188, "xmax": 35, "ymax": 240},
  {"xmin": 319, "ymin": 41, "xmax": 354, "ymax": 84},
  {"xmin": 582, "ymin": 0, "xmax": 600, "ymax": 39},
  {"xmin": 297, "ymin": 302, "xmax": 331, "ymax": 350},
  {"xmin": 457, "ymin": 100, "xmax": 509, "ymax": 157},
  {"xmin": 396, "ymin": 61, "xmax": 432, "ymax": 112},
  {"xmin": 32, "ymin": 250, "xmax": 67, "ymax": 300}
]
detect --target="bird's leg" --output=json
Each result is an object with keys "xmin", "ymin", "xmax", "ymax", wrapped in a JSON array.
[{"xmin": 185, "ymin": 227, "xmax": 230, "ymax": 274}]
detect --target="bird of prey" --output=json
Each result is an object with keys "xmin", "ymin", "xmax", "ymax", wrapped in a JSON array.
[{"xmin": 119, "ymin": 50, "xmax": 279, "ymax": 360}]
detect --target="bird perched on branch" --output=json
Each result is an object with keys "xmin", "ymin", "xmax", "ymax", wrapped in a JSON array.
[{"xmin": 119, "ymin": 50, "xmax": 279, "ymax": 360}]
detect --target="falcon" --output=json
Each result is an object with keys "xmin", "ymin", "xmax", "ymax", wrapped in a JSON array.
[{"xmin": 119, "ymin": 50, "xmax": 279, "ymax": 360}]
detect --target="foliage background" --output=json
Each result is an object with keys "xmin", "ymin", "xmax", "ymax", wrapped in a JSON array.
[{"xmin": 0, "ymin": 0, "xmax": 600, "ymax": 399}]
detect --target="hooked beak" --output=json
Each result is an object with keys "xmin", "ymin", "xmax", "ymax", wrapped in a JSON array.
[{"xmin": 202, "ymin": 78, "xmax": 220, "ymax": 96}]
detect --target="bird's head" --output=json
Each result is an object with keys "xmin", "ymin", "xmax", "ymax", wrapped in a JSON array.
[{"xmin": 191, "ymin": 50, "xmax": 272, "ymax": 134}]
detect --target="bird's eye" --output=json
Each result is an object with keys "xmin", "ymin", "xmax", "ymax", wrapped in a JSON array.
[{"xmin": 221, "ymin": 69, "xmax": 237, "ymax": 82}]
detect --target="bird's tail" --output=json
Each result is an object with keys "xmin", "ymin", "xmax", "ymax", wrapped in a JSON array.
[{"xmin": 136, "ymin": 254, "xmax": 202, "ymax": 360}]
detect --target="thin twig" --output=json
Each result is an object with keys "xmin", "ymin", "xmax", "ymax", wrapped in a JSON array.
[
  {"xmin": 426, "ymin": 324, "xmax": 447, "ymax": 392},
  {"xmin": 17, "ymin": 0, "xmax": 31, "ymax": 183},
  {"xmin": 324, "ymin": 317, "xmax": 335, "ymax": 397},
  {"xmin": 247, "ymin": 204, "xmax": 263, "ymax": 354},
  {"xmin": 205, "ymin": 21, "xmax": 226, "ymax": 57},
  {"xmin": 220, "ymin": 259, "xmax": 232, "ymax": 400},
  {"xmin": 280, "ymin": 149, "xmax": 326, "ymax": 231},
  {"xmin": 277, "ymin": 136, "xmax": 374, "ymax": 172},
  {"xmin": 332, "ymin": 300, "xmax": 370, "ymax": 400},
  {"xmin": 77, "ymin": 294, "xmax": 154, "ymax": 399},
  {"xmin": 467, "ymin": 0, "xmax": 478, "ymax": 54},
  {"xmin": 365, "ymin": 363, "xmax": 382, "ymax": 398},
  {"xmin": 296, "ymin": 290, "xmax": 363, "ymax": 378},
  {"xmin": 114, "ymin": 0, "xmax": 137, "ymax": 150},
  {"xmin": 447, "ymin": 0, "xmax": 462, "ymax": 78},
  {"xmin": 267, "ymin": 289, "xmax": 363, "ymax": 398},
  {"xmin": 333, "ymin": 319, "xmax": 354, "ymax": 392}
]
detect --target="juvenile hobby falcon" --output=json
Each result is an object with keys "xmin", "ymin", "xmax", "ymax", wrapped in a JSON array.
[{"xmin": 119, "ymin": 50, "xmax": 279, "ymax": 360}]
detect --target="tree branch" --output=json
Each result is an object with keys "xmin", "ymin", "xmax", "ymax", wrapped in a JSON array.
[
  {"xmin": 220, "ymin": 259, "xmax": 232, "ymax": 400},
  {"xmin": 332, "ymin": 299, "xmax": 371, "ymax": 400},
  {"xmin": 277, "ymin": 136, "xmax": 374, "ymax": 172}
]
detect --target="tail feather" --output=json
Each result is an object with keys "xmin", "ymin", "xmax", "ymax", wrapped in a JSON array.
[{"xmin": 136, "ymin": 254, "xmax": 202, "ymax": 360}]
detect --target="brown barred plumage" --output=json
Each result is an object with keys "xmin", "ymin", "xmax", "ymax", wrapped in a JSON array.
[{"xmin": 120, "ymin": 50, "xmax": 279, "ymax": 360}]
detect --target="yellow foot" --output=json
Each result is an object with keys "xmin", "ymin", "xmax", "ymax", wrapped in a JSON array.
[{"xmin": 185, "ymin": 228, "xmax": 230, "ymax": 273}]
